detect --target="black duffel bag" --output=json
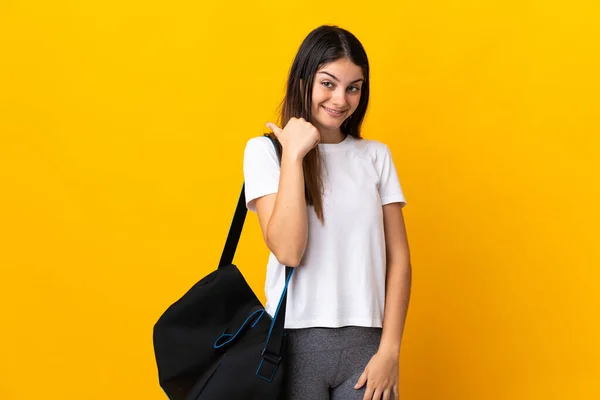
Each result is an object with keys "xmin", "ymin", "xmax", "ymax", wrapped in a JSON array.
[{"xmin": 153, "ymin": 134, "xmax": 292, "ymax": 400}]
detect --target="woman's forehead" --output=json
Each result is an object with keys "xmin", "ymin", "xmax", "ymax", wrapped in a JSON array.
[{"xmin": 317, "ymin": 59, "xmax": 364, "ymax": 81}]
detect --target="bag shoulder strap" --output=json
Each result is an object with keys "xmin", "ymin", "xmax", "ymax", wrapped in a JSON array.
[
  {"xmin": 217, "ymin": 182, "xmax": 248, "ymax": 268},
  {"xmin": 218, "ymin": 133, "xmax": 282, "ymax": 269},
  {"xmin": 218, "ymin": 133, "xmax": 293, "ymax": 379}
]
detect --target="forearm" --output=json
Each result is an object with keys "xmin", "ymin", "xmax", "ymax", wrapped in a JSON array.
[
  {"xmin": 379, "ymin": 259, "xmax": 412, "ymax": 354},
  {"xmin": 266, "ymin": 151, "xmax": 308, "ymax": 267}
]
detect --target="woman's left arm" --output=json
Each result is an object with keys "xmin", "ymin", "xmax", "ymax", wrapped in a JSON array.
[
  {"xmin": 379, "ymin": 202, "xmax": 412, "ymax": 354},
  {"xmin": 355, "ymin": 202, "xmax": 412, "ymax": 400}
]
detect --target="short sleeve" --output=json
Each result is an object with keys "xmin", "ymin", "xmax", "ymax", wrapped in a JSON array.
[
  {"xmin": 378, "ymin": 144, "xmax": 407, "ymax": 207},
  {"xmin": 243, "ymin": 137, "xmax": 280, "ymax": 212}
]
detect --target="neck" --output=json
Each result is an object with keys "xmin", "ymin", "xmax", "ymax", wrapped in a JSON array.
[{"xmin": 317, "ymin": 127, "xmax": 346, "ymax": 144}]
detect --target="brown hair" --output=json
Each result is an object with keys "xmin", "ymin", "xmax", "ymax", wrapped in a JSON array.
[{"xmin": 266, "ymin": 25, "xmax": 371, "ymax": 224}]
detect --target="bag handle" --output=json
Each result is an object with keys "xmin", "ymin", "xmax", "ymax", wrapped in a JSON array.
[{"xmin": 218, "ymin": 133, "xmax": 293, "ymax": 381}]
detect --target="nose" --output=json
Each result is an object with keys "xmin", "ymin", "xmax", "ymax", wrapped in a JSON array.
[{"xmin": 331, "ymin": 87, "xmax": 348, "ymax": 108}]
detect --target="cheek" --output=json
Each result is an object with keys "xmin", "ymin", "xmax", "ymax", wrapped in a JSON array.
[
  {"xmin": 311, "ymin": 88, "xmax": 325, "ymax": 104},
  {"xmin": 311, "ymin": 99, "xmax": 319, "ymax": 113},
  {"xmin": 350, "ymin": 96, "xmax": 361, "ymax": 111},
  {"xmin": 312, "ymin": 97, "xmax": 327, "ymax": 113}
]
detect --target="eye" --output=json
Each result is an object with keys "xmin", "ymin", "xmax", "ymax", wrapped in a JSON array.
[
  {"xmin": 348, "ymin": 86, "xmax": 361, "ymax": 93},
  {"xmin": 321, "ymin": 81, "xmax": 334, "ymax": 88}
]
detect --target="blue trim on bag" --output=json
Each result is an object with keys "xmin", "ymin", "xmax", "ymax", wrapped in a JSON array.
[
  {"xmin": 255, "ymin": 268, "xmax": 294, "ymax": 381},
  {"xmin": 213, "ymin": 309, "xmax": 266, "ymax": 349},
  {"xmin": 256, "ymin": 358, "xmax": 278, "ymax": 382},
  {"xmin": 251, "ymin": 310, "xmax": 264, "ymax": 328},
  {"xmin": 264, "ymin": 268, "xmax": 294, "ymax": 345}
]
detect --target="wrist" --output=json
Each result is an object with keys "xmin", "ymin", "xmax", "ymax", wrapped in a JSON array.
[
  {"xmin": 282, "ymin": 150, "xmax": 304, "ymax": 163},
  {"xmin": 377, "ymin": 341, "xmax": 401, "ymax": 356}
]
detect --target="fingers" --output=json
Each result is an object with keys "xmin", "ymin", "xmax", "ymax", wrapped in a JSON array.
[
  {"xmin": 355, "ymin": 370, "xmax": 367, "ymax": 390},
  {"xmin": 360, "ymin": 384, "xmax": 396, "ymax": 400},
  {"xmin": 266, "ymin": 122, "xmax": 282, "ymax": 136},
  {"xmin": 374, "ymin": 388, "xmax": 384, "ymax": 400},
  {"xmin": 382, "ymin": 388, "xmax": 391, "ymax": 400},
  {"xmin": 363, "ymin": 383, "xmax": 375, "ymax": 400}
]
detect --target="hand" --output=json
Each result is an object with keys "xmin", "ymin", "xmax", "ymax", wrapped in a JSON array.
[
  {"xmin": 354, "ymin": 351, "xmax": 399, "ymax": 400},
  {"xmin": 266, "ymin": 117, "xmax": 320, "ymax": 160}
]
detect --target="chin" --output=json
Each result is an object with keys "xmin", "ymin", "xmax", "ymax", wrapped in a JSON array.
[
  {"xmin": 318, "ymin": 115, "xmax": 344, "ymax": 126},
  {"xmin": 316, "ymin": 119, "xmax": 342, "ymax": 129}
]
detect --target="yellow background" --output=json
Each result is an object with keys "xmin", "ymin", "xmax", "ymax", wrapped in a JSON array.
[{"xmin": 1, "ymin": 0, "xmax": 599, "ymax": 399}]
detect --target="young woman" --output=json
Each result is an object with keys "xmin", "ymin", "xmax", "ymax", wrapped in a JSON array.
[{"xmin": 243, "ymin": 25, "xmax": 412, "ymax": 400}]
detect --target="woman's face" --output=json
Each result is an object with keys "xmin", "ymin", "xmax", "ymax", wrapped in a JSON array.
[{"xmin": 310, "ymin": 57, "xmax": 364, "ymax": 134}]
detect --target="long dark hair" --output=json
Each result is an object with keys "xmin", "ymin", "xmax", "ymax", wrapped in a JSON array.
[{"xmin": 266, "ymin": 25, "xmax": 370, "ymax": 224}]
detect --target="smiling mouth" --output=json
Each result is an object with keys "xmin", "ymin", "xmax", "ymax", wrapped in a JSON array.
[{"xmin": 323, "ymin": 106, "xmax": 346, "ymax": 115}]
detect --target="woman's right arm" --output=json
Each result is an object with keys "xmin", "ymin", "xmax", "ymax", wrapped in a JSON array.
[
  {"xmin": 254, "ymin": 118, "xmax": 320, "ymax": 267},
  {"xmin": 255, "ymin": 151, "xmax": 307, "ymax": 267}
]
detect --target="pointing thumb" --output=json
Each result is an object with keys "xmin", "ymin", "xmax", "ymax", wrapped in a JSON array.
[{"xmin": 266, "ymin": 122, "xmax": 282, "ymax": 135}]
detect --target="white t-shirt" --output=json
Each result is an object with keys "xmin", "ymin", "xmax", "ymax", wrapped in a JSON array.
[{"xmin": 243, "ymin": 134, "xmax": 406, "ymax": 329}]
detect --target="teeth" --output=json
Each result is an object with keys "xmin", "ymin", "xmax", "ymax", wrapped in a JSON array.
[{"xmin": 325, "ymin": 107, "xmax": 343, "ymax": 114}]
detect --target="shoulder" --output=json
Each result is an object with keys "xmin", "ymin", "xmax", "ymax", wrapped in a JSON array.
[
  {"xmin": 243, "ymin": 135, "xmax": 279, "ymax": 170},
  {"xmin": 245, "ymin": 135, "xmax": 274, "ymax": 151},
  {"xmin": 349, "ymin": 136, "xmax": 392, "ymax": 161},
  {"xmin": 244, "ymin": 136, "xmax": 277, "ymax": 157}
]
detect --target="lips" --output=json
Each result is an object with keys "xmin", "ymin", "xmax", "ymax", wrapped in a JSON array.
[
  {"xmin": 322, "ymin": 106, "xmax": 346, "ymax": 117},
  {"xmin": 323, "ymin": 106, "xmax": 346, "ymax": 113}
]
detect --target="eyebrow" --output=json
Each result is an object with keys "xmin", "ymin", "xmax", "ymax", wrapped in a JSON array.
[{"xmin": 318, "ymin": 71, "xmax": 364, "ymax": 84}]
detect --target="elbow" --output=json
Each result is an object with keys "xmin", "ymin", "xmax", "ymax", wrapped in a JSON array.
[
  {"xmin": 271, "ymin": 247, "xmax": 304, "ymax": 267},
  {"xmin": 266, "ymin": 237, "xmax": 305, "ymax": 267},
  {"xmin": 277, "ymin": 254, "xmax": 302, "ymax": 268},
  {"xmin": 266, "ymin": 224, "xmax": 307, "ymax": 268}
]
